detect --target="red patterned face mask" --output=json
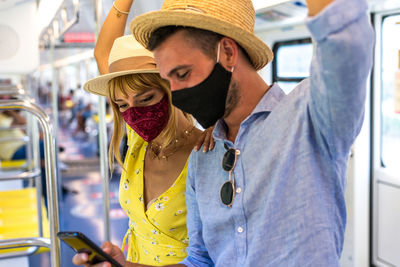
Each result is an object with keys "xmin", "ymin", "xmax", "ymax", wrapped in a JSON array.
[{"xmin": 121, "ymin": 95, "xmax": 170, "ymax": 142}]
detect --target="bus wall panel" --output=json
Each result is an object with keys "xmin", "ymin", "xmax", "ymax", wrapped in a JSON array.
[
  {"xmin": 377, "ymin": 182, "xmax": 400, "ymax": 267},
  {"xmin": 0, "ymin": 1, "xmax": 38, "ymax": 74}
]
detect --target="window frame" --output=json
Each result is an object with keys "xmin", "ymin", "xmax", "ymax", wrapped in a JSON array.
[{"xmin": 271, "ymin": 37, "xmax": 312, "ymax": 84}]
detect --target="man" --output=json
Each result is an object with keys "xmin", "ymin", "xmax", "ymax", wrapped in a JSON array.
[{"xmin": 74, "ymin": 0, "xmax": 374, "ymax": 266}]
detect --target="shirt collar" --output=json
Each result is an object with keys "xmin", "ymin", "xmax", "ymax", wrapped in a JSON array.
[{"xmin": 213, "ymin": 83, "xmax": 286, "ymax": 141}]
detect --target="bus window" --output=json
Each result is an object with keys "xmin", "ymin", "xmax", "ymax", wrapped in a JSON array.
[
  {"xmin": 381, "ymin": 14, "xmax": 400, "ymax": 172},
  {"xmin": 272, "ymin": 38, "xmax": 312, "ymax": 94}
]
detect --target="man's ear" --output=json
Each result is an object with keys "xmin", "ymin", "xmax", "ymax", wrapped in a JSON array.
[{"xmin": 219, "ymin": 37, "xmax": 238, "ymax": 71}]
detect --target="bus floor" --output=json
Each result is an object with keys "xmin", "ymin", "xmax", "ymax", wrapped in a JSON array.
[{"xmin": 29, "ymin": 125, "xmax": 129, "ymax": 266}]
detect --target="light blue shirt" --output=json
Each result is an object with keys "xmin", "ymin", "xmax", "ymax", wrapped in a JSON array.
[{"xmin": 181, "ymin": 0, "xmax": 374, "ymax": 266}]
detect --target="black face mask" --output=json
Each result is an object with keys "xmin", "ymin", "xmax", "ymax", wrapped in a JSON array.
[{"xmin": 171, "ymin": 62, "xmax": 232, "ymax": 129}]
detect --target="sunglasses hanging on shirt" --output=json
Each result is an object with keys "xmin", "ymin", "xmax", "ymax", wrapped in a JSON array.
[{"xmin": 220, "ymin": 145, "xmax": 240, "ymax": 207}]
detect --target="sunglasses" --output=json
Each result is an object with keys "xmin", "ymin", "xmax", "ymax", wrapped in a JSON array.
[{"xmin": 220, "ymin": 146, "xmax": 240, "ymax": 207}]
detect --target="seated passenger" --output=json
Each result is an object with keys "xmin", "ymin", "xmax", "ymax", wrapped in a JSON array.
[{"xmin": 0, "ymin": 110, "xmax": 32, "ymax": 162}]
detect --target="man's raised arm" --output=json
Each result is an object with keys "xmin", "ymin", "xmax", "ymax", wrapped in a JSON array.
[{"xmin": 305, "ymin": 0, "xmax": 374, "ymax": 156}]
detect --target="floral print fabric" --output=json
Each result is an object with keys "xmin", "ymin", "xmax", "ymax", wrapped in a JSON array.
[{"xmin": 119, "ymin": 126, "xmax": 189, "ymax": 265}]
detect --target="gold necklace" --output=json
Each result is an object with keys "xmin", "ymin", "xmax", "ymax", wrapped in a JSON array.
[{"xmin": 148, "ymin": 126, "xmax": 195, "ymax": 160}]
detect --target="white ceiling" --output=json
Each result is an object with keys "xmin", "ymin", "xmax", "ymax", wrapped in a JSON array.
[
  {"xmin": 2, "ymin": 0, "xmax": 398, "ymax": 67},
  {"xmin": 0, "ymin": 0, "xmax": 33, "ymax": 10}
]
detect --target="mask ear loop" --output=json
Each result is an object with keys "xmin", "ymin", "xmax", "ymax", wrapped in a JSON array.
[
  {"xmin": 217, "ymin": 42, "xmax": 221, "ymax": 63},
  {"xmin": 217, "ymin": 41, "xmax": 235, "ymax": 73}
]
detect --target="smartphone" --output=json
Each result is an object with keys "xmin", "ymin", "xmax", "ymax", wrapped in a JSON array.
[{"xmin": 57, "ymin": 231, "xmax": 123, "ymax": 267}]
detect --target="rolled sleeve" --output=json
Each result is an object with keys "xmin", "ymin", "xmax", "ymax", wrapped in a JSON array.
[
  {"xmin": 306, "ymin": 0, "xmax": 369, "ymax": 42},
  {"xmin": 181, "ymin": 255, "xmax": 213, "ymax": 267}
]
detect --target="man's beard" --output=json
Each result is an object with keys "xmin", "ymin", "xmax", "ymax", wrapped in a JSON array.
[{"xmin": 223, "ymin": 79, "xmax": 240, "ymax": 119}]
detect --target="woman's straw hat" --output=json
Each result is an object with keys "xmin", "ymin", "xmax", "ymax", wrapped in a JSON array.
[
  {"xmin": 84, "ymin": 35, "xmax": 158, "ymax": 96},
  {"xmin": 130, "ymin": 0, "xmax": 273, "ymax": 70}
]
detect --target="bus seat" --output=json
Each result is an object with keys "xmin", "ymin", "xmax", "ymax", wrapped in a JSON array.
[
  {"xmin": 93, "ymin": 114, "xmax": 113, "ymax": 124},
  {"xmin": 0, "ymin": 159, "xmax": 27, "ymax": 169},
  {"xmin": 0, "ymin": 187, "xmax": 50, "ymax": 255}
]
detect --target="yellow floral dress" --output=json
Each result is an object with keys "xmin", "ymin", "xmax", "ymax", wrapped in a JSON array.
[{"xmin": 119, "ymin": 126, "xmax": 189, "ymax": 265}]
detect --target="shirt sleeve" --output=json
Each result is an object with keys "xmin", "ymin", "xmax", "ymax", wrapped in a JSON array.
[
  {"xmin": 180, "ymin": 153, "xmax": 214, "ymax": 267},
  {"xmin": 306, "ymin": 0, "xmax": 374, "ymax": 157}
]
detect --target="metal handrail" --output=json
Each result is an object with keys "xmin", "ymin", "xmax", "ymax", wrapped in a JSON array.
[
  {"xmin": 0, "ymin": 125, "xmax": 27, "ymax": 131},
  {"xmin": 0, "ymin": 237, "xmax": 51, "ymax": 250},
  {"xmin": 0, "ymin": 169, "xmax": 41, "ymax": 180},
  {"xmin": 0, "ymin": 85, "xmax": 42, "ymax": 236},
  {"xmin": 0, "ymin": 247, "xmax": 38, "ymax": 260},
  {"xmin": 0, "ymin": 86, "xmax": 28, "ymax": 99},
  {"xmin": 0, "ymin": 99, "xmax": 60, "ymax": 267},
  {"xmin": 0, "ymin": 237, "xmax": 51, "ymax": 259},
  {"xmin": 0, "ymin": 85, "xmax": 21, "ymax": 90},
  {"xmin": 95, "ymin": 0, "xmax": 111, "ymax": 242},
  {"xmin": 0, "ymin": 85, "xmax": 37, "ymax": 178},
  {"xmin": 0, "ymin": 136, "xmax": 30, "ymax": 143}
]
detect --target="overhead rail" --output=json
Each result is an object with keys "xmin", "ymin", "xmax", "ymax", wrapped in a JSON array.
[
  {"xmin": 39, "ymin": 0, "xmax": 80, "ymax": 48},
  {"xmin": 253, "ymin": 0, "xmax": 294, "ymax": 12},
  {"xmin": 0, "ymin": 99, "xmax": 61, "ymax": 266}
]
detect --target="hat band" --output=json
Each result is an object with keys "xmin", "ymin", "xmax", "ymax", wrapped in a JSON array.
[
  {"xmin": 109, "ymin": 56, "xmax": 157, "ymax": 73},
  {"xmin": 170, "ymin": 6, "xmax": 205, "ymax": 13}
]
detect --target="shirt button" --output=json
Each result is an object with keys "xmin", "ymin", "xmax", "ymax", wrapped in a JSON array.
[
  {"xmin": 236, "ymin": 187, "xmax": 242, "ymax": 194},
  {"xmin": 237, "ymin": 227, "xmax": 244, "ymax": 233}
]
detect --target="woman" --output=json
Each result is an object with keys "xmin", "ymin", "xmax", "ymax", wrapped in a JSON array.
[{"xmin": 72, "ymin": 1, "xmax": 214, "ymax": 266}]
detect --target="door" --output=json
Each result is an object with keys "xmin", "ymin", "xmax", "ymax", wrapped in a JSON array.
[{"xmin": 372, "ymin": 11, "xmax": 400, "ymax": 267}]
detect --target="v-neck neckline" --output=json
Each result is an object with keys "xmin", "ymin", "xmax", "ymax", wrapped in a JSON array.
[{"xmin": 136, "ymin": 145, "xmax": 188, "ymax": 216}]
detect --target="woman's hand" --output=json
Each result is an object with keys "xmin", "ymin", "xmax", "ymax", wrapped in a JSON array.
[
  {"xmin": 195, "ymin": 126, "xmax": 215, "ymax": 152},
  {"xmin": 72, "ymin": 241, "xmax": 126, "ymax": 267}
]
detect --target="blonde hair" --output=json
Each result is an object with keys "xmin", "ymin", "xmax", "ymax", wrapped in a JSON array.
[{"xmin": 107, "ymin": 73, "xmax": 192, "ymax": 171}]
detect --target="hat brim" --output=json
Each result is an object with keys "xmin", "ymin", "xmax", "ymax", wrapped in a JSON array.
[
  {"xmin": 84, "ymin": 69, "xmax": 159, "ymax": 96},
  {"xmin": 130, "ymin": 10, "xmax": 273, "ymax": 70}
]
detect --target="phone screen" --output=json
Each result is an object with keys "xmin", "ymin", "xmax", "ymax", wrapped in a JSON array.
[{"xmin": 57, "ymin": 231, "xmax": 123, "ymax": 267}]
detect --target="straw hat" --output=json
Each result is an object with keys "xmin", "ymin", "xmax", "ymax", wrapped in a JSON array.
[
  {"xmin": 84, "ymin": 35, "xmax": 158, "ymax": 96},
  {"xmin": 130, "ymin": 0, "xmax": 273, "ymax": 71}
]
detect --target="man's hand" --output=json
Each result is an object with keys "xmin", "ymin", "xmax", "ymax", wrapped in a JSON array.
[
  {"xmin": 306, "ymin": 0, "xmax": 334, "ymax": 16},
  {"xmin": 72, "ymin": 241, "xmax": 126, "ymax": 267}
]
